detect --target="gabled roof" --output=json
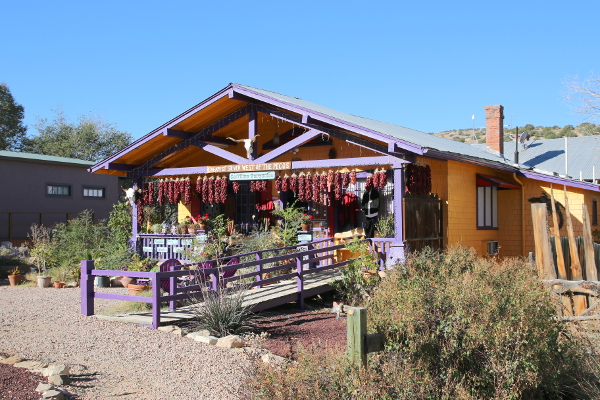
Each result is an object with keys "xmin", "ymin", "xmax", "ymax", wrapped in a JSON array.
[
  {"xmin": 501, "ymin": 136, "xmax": 600, "ymax": 180},
  {"xmin": 0, "ymin": 150, "xmax": 93, "ymax": 167},
  {"xmin": 88, "ymin": 83, "xmax": 600, "ymax": 192}
]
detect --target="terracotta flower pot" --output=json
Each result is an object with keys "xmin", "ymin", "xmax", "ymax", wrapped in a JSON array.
[
  {"xmin": 53, "ymin": 281, "xmax": 65, "ymax": 289},
  {"xmin": 301, "ymin": 223, "xmax": 310, "ymax": 231},
  {"xmin": 120, "ymin": 276, "xmax": 134, "ymax": 288},
  {"xmin": 199, "ymin": 224, "xmax": 207, "ymax": 231},
  {"xmin": 128, "ymin": 283, "xmax": 150, "ymax": 296},
  {"xmin": 8, "ymin": 274, "xmax": 22, "ymax": 286}
]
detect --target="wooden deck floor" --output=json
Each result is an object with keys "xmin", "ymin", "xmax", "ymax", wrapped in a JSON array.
[{"xmin": 95, "ymin": 269, "xmax": 341, "ymax": 327}]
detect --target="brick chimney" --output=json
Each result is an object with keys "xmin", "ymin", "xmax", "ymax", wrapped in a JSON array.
[{"xmin": 485, "ymin": 105, "xmax": 504, "ymax": 155}]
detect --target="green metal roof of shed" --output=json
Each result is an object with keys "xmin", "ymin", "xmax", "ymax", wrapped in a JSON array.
[{"xmin": 0, "ymin": 150, "xmax": 94, "ymax": 167}]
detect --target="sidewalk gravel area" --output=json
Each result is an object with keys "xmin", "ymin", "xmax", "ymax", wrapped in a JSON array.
[{"xmin": 0, "ymin": 284, "xmax": 250, "ymax": 399}]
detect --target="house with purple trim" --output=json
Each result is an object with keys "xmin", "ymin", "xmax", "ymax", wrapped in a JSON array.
[{"xmin": 88, "ymin": 84, "xmax": 600, "ymax": 262}]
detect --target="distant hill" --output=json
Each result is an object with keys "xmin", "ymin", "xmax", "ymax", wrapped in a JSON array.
[{"xmin": 434, "ymin": 122, "xmax": 600, "ymax": 144}]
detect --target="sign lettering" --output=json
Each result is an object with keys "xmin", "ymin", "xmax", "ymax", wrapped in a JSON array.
[
  {"xmin": 230, "ymin": 171, "xmax": 276, "ymax": 181},
  {"xmin": 206, "ymin": 162, "xmax": 291, "ymax": 173}
]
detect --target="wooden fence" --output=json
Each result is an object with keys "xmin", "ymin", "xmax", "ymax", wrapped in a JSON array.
[
  {"xmin": 531, "ymin": 185, "xmax": 600, "ymax": 318},
  {"xmin": 81, "ymin": 238, "xmax": 387, "ymax": 328}
]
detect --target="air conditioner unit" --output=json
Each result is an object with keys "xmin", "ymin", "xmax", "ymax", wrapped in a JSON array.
[{"xmin": 486, "ymin": 241, "xmax": 499, "ymax": 255}]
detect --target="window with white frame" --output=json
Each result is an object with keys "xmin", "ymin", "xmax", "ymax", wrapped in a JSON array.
[
  {"xmin": 46, "ymin": 184, "xmax": 71, "ymax": 197},
  {"xmin": 83, "ymin": 187, "xmax": 106, "ymax": 198},
  {"xmin": 477, "ymin": 185, "xmax": 498, "ymax": 229}
]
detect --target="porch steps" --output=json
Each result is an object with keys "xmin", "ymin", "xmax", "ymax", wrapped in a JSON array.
[{"xmin": 95, "ymin": 269, "xmax": 342, "ymax": 327}]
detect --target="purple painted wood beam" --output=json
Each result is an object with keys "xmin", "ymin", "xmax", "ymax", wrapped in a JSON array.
[
  {"xmin": 127, "ymin": 105, "xmax": 251, "ymax": 178},
  {"xmin": 104, "ymin": 162, "xmax": 137, "ymax": 171},
  {"xmin": 130, "ymin": 178, "xmax": 142, "ymax": 251},
  {"xmin": 292, "ymin": 156, "xmax": 406, "ymax": 170},
  {"xmin": 231, "ymin": 85, "xmax": 425, "ymax": 155},
  {"xmin": 91, "ymin": 86, "xmax": 236, "ymax": 174},
  {"xmin": 253, "ymin": 129, "xmax": 322, "ymax": 164},
  {"xmin": 249, "ymin": 108, "xmax": 257, "ymax": 160},
  {"xmin": 141, "ymin": 166, "xmax": 208, "ymax": 177},
  {"xmin": 80, "ymin": 260, "xmax": 94, "ymax": 316},
  {"xmin": 191, "ymin": 141, "xmax": 248, "ymax": 164},
  {"xmin": 517, "ymin": 170, "xmax": 600, "ymax": 191}
]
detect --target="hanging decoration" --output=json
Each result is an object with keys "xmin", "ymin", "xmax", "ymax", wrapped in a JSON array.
[
  {"xmin": 183, "ymin": 178, "xmax": 191, "ymax": 205},
  {"xmin": 232, "ymin": 181, "xmax": 240, "ymax": 194},
  {"xmin": 208, "ymin": 176, "xmax": 215, "ymax": 204},
  {"xmin": 201, "ymin": 177, "xmax": 209, "ymax": 203},
  {"xmin": 281, "ymin": 173, "xmax": 289, "ymax": 192},
  {"xmin": 327, "ymin": 170, "xmax": 334, "ymax": 192},
  {"xmin": 158, "ymin": 180, "xmax": 166, "ymax": 206},
  {"xmin": 334, "ymin": 171, "xmax": 342, "ymax": 201},
  {"xmin": 377, "ymin": 170, "xmax": 387, "ymax": 189},
  {"xmin": 405, "ymin": 163, "xmax": 432, "ymax": 195},
  {"xmin": 373, "ymin": 169, "xmax": 381, "ymax": 189},
  {"xmin": 319, "ymin": 171, "xmax": 327, "ymax": 191},
  {"xmin": 350, "ymin": 169, "xmax": 357, "ymax": 185},
  {"xmin": 290, "ymin": 173, "xmax": 298, "ymax": 193},
  {"xmin": 342, "ymin": 172, "xmax": 349, "ymax": 188},
  {"xmin": 304, "ymin": 172, "xmax": 312, "ymax": 202},
  {"xmin": 365, "ymin": 175, "xmax": 374, "ymax": 192},
  {"xmin": 298, "ymin": 173, "xmax": 306, "ymax": 201},
  {"xmin": 275, "ymin": 175, "xmax": 282, "ymax": 192},
  {"xmin": 312, "ymin": 173, "xmax": 320, "ymax": 204}
]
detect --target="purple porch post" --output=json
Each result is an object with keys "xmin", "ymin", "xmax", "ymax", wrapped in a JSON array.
[
  {"xmin": 296, "ymin": 256, "xmax": 304, "ymax": 310},
  {"xmin": 151, "ymin": 274, "xmax": 160, "ymax": 329},
  {"xmin": 387, "ymin": 166, "xmax": 405, "ymax": 268},
  {"xmin": 81, "ymin": 260, "xmax": 94, "ymax": 316},
  {"xmin": 169, "ymin": 266, "xmax": 177, "ymax": 311}
]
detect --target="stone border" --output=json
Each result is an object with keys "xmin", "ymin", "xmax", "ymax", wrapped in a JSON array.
[{"xmin": 0, "ymin": 355, "xmax": 72, "ymax": 400}]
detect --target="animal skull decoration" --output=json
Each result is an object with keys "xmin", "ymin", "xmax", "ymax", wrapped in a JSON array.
[{"xmin": 226, "ymin": 135, "xmax": 260, "ymax": 159}]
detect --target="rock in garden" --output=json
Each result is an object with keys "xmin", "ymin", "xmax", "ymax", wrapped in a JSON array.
[
  {"xmin": 158, "ymin": 325, "xmax": 177, "ymax": 333},
  {"xmin": 0, "ymin": 355, "xmax": 23, "ymax": 364},
  {"xmin": 42, "ymin": 389, "xmax": 64, "ymax": 400},
  {"xmin": 186, "ymin": 329, "xmax": 212, "ymax": 339},
  {"xmin": 216, "ymin": 335, "xmax": 243, "ymax": 349},
  {"xmin": 43, "ymin": 363, "xmax": 70, "ymax": 376},
  {"xmin": 14, "ymin": 360, "xmax": 48, "ymax": 370},
  {"xmin": 194, "ymin": 335, "xmax": 218, "ymax": 345},
  {"xmin": 48, "ymin": 374, "xmax": 71, "ymax": 385},
  {"xmin": 36, "ymin": 383, "xmax": 53, "ymax": 393},
  {"xmin": 261, "ymin": 353, "xmax": 289, "ymax": 366}
]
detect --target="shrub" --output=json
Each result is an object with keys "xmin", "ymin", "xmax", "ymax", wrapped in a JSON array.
[
  {"xmin": 248, "ymin": 246, "xmax": 590, "ymax": 399},
  {"xmin": 330, "ymin": 238, "xmax": 379, "ymax": 305}
]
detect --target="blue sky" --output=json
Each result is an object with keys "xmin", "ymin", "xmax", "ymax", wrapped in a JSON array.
[{"xmin": 1, "ymin": 1, "xmax": 598, "ymax": 139}]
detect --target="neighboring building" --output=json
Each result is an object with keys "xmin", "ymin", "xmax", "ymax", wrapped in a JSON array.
[
  {"xmin": 0, "ymin": 150, "xmax": 121, "ymax": 242},
  {"xmin": 88, "ymin": 84, "xmax": 600, "ymax": 262}
]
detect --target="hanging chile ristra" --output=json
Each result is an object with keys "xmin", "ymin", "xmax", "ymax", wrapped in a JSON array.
[
  {"xmin": 183, "ymin": 178, "xmax": 191, "ymax": 204},
  {"xmin": 232, "ymin": 181, "xmax": 240, "ymax": 194},
  {"xmin": 208, "ymin": 176, "xmax": 215, "ymax": 204},
  {"xmin": 334, "ymin": 171, "xmax": 342, "ymax": 200},
  {"xmin": 304, "ymin": 172, "xmax": 312, "ymax": 202},
  {"xmin": 365, "ymin": 176, "xmax": 374, "ymax": 192},
  {"xmin": 373, "ymin": 169, "xmax": 381, "ymax": 189},
  {"xmin": 201, "ymin": 177, "xmax": 208, "ymax": 203},
  {"xmin": 342, "ymin": 171, "xmax": 349, "ymax": 188},
  {"xmin": 313, "ymin": 173, "xmax": 320, "ymax": 203},
  {"xmin": 378, "ymin": 170, "xmax": 387, "ymax": 189},
  {"xmin": 290, "ymin": 173, "xmax": 298, "ymax": 193},
  {"xmin": 136, "ymin": 199, "xmax": 144, "ymax": 226},
  {"xmin": 157, "ymin": 179, "xmax": 165, "ymax": 205},
  {"xmin": 298, "ymin": 173, "xmax": 306, "ymax": 201},
  {"xmin": 320, "ymin": 171, "xmax": 327, "ymax": 191},
  {"xmin": 275, "ymin": 175, "xmax": 282, "ymax": 192},
  {"xmin": 281, "ymin": 174, "xmax": 289, "ymax": 192},
  {"xmin": 250, "ymin": 180, "xmax": 256, "ymax": 193},
  {"xmin": 350, "ymin": 169, "xmax": 357, "ymax": 185},
  {"xmin": 327, "ymin": 170, "xmax": 334, "ymax": 192}
]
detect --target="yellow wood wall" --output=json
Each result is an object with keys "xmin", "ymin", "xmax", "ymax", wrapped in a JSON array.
[{"xmin": 422, "ymin": 157, "xmax": 599, "ymax": 258}]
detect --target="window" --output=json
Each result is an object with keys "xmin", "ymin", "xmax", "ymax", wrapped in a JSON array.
[
  {"xmin": 83, "ymin": 187, "xmax": 106, "ymax": 198},
  {"xmin": 593, "ymin": 199, "xmax": 598, "ymax": 226},
  {"xmin": 46, "ymin": 184, "xmax": 71, "ymax": 197},
  {"xmin": 477, "ymin": 185, "xmax": 498, "ymax": 229}
]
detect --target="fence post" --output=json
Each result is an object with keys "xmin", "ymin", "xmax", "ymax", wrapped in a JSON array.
[
  {"xmin": 347, "ymin": 307, "xmax": 367, "ymax": 368},
  {"xmin": 169, "ymin": 266, "xmax": 177, "ymax": 311},
  {"xmin": 81, "ymin": 260, "xmax": 95, "ymax": 316},
  {"xmin": 151, "ymin": 274, "xmax": 160, "ymax": 329},
  {"xmin": 296, "ymin": 256, "xmax": 304, "ymax": 310},
  {"xmin": 256, "ymin": 251, "xmax": 263, "ymax": 288},
  {"xmin": 211, "ymin": 272, "xmax": 218, "ymax": 292}
]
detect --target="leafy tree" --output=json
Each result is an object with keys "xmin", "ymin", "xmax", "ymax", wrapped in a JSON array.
[
  {"xmin": 24, "ymin": 108, "xmax": 132, "ymax": 162},
  {"xmin": 0, "ymin": 83, "xmax": 27, "ymax": 151},
  {"xmin": 578, "ymin": 122, "xmax": 599, "ymax": 136}
]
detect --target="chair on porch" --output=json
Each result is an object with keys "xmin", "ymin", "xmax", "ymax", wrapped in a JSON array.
[
  {"xmin": 219, "ymin": 257, "xmax": 239, "ymax": 287},
  {"xmin": 160, "ymin": 258, "xmax": 182, "ymax": 293}
]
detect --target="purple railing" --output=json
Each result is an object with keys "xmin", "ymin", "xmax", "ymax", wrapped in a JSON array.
[{"xmin": 81, "ymin": 238, "xmax": 389, "ymax": 329}]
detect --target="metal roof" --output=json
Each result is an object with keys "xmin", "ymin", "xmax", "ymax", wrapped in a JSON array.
[
  {"xmin": 0, "ymin": 150, "xmax": 94, "ymax": 167},
  {"xmin": 234, "ymin": 84, "xmax": 508, "ymax": 166},
  {"xmin": 484, "ymin": 136, "xmax": 600, "ymax": 180}
]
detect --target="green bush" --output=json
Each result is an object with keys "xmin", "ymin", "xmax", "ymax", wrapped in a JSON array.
[{"xmin": 248, "ymin": 246, "xmax": 591, "ymax": 399}]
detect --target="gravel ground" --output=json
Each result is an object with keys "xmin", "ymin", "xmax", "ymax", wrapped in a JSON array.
[{"xmin": 0, "ymin": 284, "xmax": 250, "ymax": 400}]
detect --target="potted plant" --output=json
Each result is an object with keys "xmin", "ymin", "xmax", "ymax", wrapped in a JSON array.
[
  {"xmin": 151, "ymin": 223, "xmax": 163, "ymax": 234},
  {"xmin": 298, "ymin": 214, "xmax": 314, "ymax": 231},
  {"xmin": 188, "ymin": 223, "xmax": 200, "ymax": 235},
  {"xmin": 51, "ymin": 266, "xmax": 69, "ymax": 288},
  {"xmin": 196, "ymin": 214, "xmax": 210, "ymax": 231},
  {"xmin": 7, "ymin": 267, "xmax": 22, "ymax": 286},
  {"xmin": 125, "ymin": 254, "xmax": 157, "ymax": 295},
  {"xmin": 30, "ymin": 242, "xmax": 52, "ymax": 288}
]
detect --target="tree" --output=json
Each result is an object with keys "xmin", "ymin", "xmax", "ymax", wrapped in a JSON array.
[
  {"xmin": 565, "ymin": 73, "xmax": 600, "ymax": 120},
  {"xmin": 0, "ymin": 83, "xmax": 27, "ymax": 151},
  {"xmin": 24, "ymin": 108, "xmax": 133, "ymax": 162},
  {"xmin": 578, "ymin": 122, "xmax": 599, "ymax": 136}
]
